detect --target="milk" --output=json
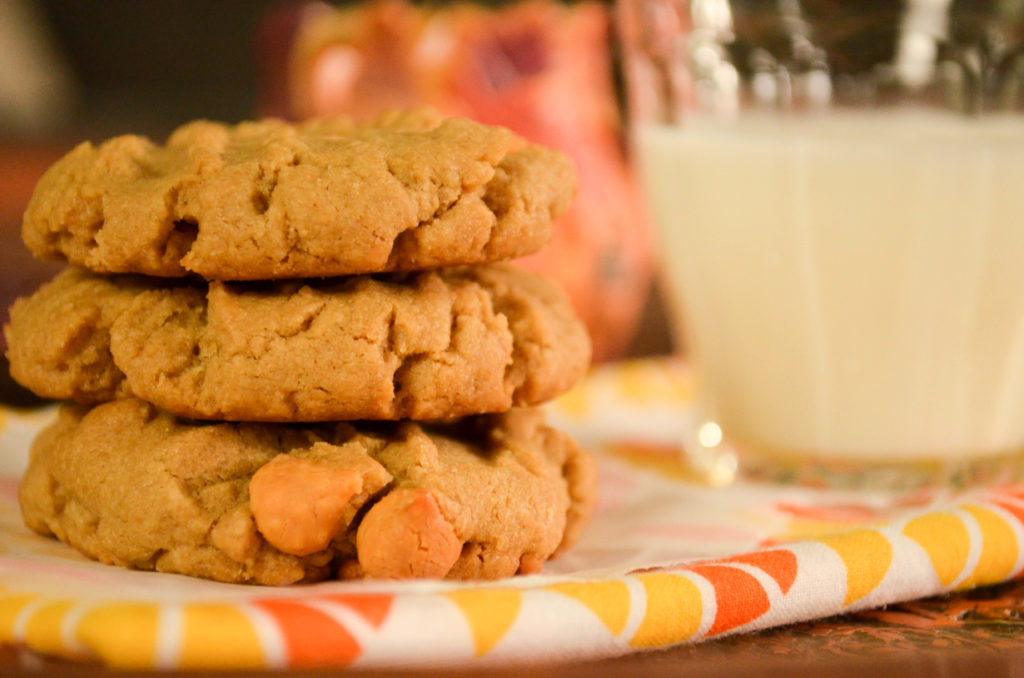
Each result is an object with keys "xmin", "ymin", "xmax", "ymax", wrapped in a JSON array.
[{"xmin": 638, "ymin": 111, "xmax": 1024, "ymax": 461}]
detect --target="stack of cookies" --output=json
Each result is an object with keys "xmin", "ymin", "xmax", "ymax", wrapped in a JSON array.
[{"xmin": 4, "ymin": 109, "xmax": 596, "ymax": 585}]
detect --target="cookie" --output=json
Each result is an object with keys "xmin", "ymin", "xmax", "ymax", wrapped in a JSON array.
[
  {"xmin": 6, "ymin": 263, "xmax": 590, "ymax": 421},
  {"xmin": 19, "ymin": 398, "xmax": 597, "ymax": 584},
  {"xmin": 22, "ymin": 109, "xmax": 576, "ymax": 280}
]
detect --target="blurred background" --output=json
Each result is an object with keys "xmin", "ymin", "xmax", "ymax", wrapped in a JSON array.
[{"xmin": 0, "ymin": 0, "xmax": 672, "ymax": 404}]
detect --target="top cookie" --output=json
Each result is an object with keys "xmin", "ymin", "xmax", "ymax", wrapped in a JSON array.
[{"xmin": 22, "ymin": 109, "xmax": 576, "ymax": 280}]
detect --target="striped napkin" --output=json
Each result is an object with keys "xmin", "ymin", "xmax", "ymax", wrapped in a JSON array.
[{"xmin": 0, "ymin": 359, "xmax": 1021, "ymax": 669}]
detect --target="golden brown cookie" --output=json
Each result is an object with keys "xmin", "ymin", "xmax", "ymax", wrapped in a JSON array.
[
  {"xmin": 5, "ymin": 264, "xmax": 590, "ymax": 421},
  {"xmin": 19, "ymin": 398, "xmax": 597, "ymax": 584},
  {"xmin": 21, "ymin": 109, "xmax": 575, "ymax": 280}
]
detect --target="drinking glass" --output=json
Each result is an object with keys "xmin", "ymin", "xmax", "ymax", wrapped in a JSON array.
[{"xmin": 618, "ymin": 0, "xmax": 1024, "ymax": 487}]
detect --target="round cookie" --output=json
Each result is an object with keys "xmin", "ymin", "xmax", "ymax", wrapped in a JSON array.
[
  {"xmin": 22, "ymin": 109, "xmax": 576, "ymax": 280},
  {"xmin": 6, "ymin": 264, "xmax": 591, "ymax": 421},
  {"xmin": 19, "ymin": 398, "xmax": 597, "ymax": 584}
]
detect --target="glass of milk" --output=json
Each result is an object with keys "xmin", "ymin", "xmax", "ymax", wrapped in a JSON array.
[{"xmin": 618, "ymin": 0, "xmax": 1024, "ymax": 487}]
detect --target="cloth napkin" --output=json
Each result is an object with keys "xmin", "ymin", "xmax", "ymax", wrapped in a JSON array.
[{"xmin": 0, "ymin": 358, "xmax": 1021, "ymax": 669}]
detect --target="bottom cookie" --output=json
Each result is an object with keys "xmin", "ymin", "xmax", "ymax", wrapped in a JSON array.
[{"xmin": 19, "ymin": 399, "xmax": 596, "ymax": 585}]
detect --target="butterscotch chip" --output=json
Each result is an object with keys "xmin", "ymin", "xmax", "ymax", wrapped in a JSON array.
[
  {"xmin": 5, "ymin": 263, "xmax": 590, "ymax": 421},
  {"xmin": 19, "ymin": 399, "xmax": 597, "ymax": 584},
  {"xmin": 356, "ymin": 488, "xmax": 462, "ymax": 579},
  {"xmin": 21, "ymin": 109, "xmax": 575, "ymax": 279},
  {"xmin": 249, "ymin": 456, "xmax": 364, "ymax": 557}
]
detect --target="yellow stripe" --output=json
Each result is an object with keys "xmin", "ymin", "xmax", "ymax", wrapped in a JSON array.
[
  {"xmin": 606, "ymin": 443, "xmax": 708, "ymax": 483},
  {"xmin": 0, "ymin": 593, "xmax": 40, "ymax": 641},
  {"xmin": 551, "ymin": 383, "xmax": 590, "ymax": 417},
  {"xmin": 616, "ymin": 362, "xmax": 692, "ymax": 404},
  {"xmin": 617, "ymin": 362, "xmax": 659, "ymax": 403},
  {"xmin": 75, "ymin": 603, "xmax": 160, "ymax": 669},
  {"xmin": 446, "ymin": 589, "xmax": 521, "ymax": 657},
  {"xmin": 818, "ymin": 529, "xmax": 893, "ymax": 606},
  {"xmin": 178, "ymin": 604, "xmax": 265, "ymax": 669},
  {"xmin": 669, "ymin": 364, "xmax": 694, "ymax": 403},
  {"xmin": 23, "ymin": 599, "xmax": 83, "ymax": 658},
  {"xmin": 902, "ymin": 512, "xmax": 970, "ymax": 587},
  {"xmin": 777, "ymin": 518, "xmax": 879, "ymax": 542},
  {"xmin": 958, "ymin": 505, "xmax": 1019, "ymax": 591},
  {"xmin": 547, "ymin": 581, "xmax": 631, "ymax": 636},
  {"xmin": 630, "ymin": 573, "xmax": 702, "ymax": 648}
]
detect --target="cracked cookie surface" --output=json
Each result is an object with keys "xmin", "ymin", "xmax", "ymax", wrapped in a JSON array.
[
  {"xmin": 19, "ymin": 398, "xmax": 597, "ymax": 584},
  {"xmin": 22, "ymin": 109, "xmax": 575, "ymax": 279},
  {"xmin": 5, "ymin": 264, "xmax": 590, "ymax": 421}
]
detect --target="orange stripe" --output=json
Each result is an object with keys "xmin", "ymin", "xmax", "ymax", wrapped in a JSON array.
[
  {"xmin": 713, "ymin": 550, "xmax": 797, "ymax": 594},
  {"xmin": 253, "ymin": 600, "xmax": 360, "ymax": 667},
  {"xmin": 317, "ymin": 593, "xmax": 392, "ymax": 628},
  {"xmin": 997, "ymin": 488, "xmax": 1024, "ymax": 502},
  {"xmin": 991, "ymin": 500, "xmax": 1024, "ymax": 531},
  {"xmin": 688, "ymin": 565, "xmax": 770, "ymax": 636}
]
